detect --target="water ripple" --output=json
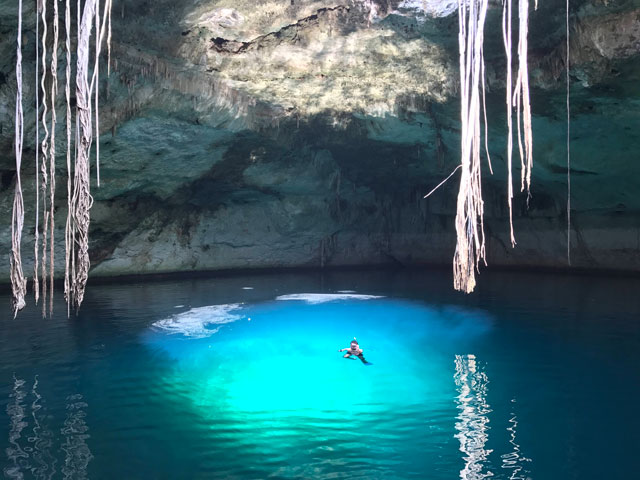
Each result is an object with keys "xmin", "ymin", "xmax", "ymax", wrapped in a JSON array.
[
  {"xmin": 4, "ymin": 376, "xmax": 29, "ymax": 480},
  {"xmin": 60, "ymin": 394, "xmax": 92, "ymax": 480},
  {"xmin": 500, "ymin": 400, "xmax": 532, "ymax": 480},
  {"xmin": 454, "ymin": 354, "xmax": 493, "ymax": 480},
  {"xmin": 28, "ymin": 376, "xmax": 57, "ymax": 480}
]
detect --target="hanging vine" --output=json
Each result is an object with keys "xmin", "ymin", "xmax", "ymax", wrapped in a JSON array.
[
  {"xmin": 566, "ymin": 0, "xmax": 571, "ymax": 266},
  {"xmin": 68, "ymin": 0, "xmax": 113, "ymax": 311},
  {"xmin": 453, "ymin": 0, "xmax": 490, "ymax": 294},
  {"xmin": 9, "ymin": 0, "xmax": 542, "ymax": 309},
  {"xmin": 39, "ymin": 0, "xmax": 49, "ymax": 315},
  {"xmin": 47, "ymin": 0, "xmax": 61, "ymax": 317},
  {"xmin": 10, "ymin": 0, "xmax": 26, "ymax": 317},
  {"xmin": 69, "ymin": 0, "xmax": 98, "ymax": 311},
  {"xmin": 64, "ymin": 0, "xmax": 73, "ymax": 317},
  {"xmin": 503, "ymin": 0, "xmax": 516, "ymax": 246},
  {"xmin": 10, "ymin": 0, "xmax": 113, "ymax": 316},
  {"xmin": 34, "ymin": 0, "xmax": 41, "ymax": 305},
  {"xmin": 452, "ymin": 0, "xmax": 536, "ymax": 293},
  {"xmin": 514, "ymin": 0, "xmax": 534, "ymax": 197}
]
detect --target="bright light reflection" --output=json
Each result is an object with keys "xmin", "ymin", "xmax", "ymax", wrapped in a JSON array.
[
  {"xmin": 144, "ymin": 296, "xmax": 493, "ymax": 419},
  {"xmin": 454, "ymin": 354, "xmax": 493, "ymax": 480}
]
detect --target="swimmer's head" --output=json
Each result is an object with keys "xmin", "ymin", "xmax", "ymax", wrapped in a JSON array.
[{"xmin": 350, "ymin": 338, "xmax": 358, "ymax": 348}]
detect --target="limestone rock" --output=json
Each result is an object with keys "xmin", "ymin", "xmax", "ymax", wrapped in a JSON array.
[{"xmin": 0, "ymin": 0, "xmax": 639, "ymax": 284}]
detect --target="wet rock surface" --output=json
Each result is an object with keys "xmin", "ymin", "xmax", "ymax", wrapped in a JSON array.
[{"xmin": 0, "ymin": 0, "xmax": 639, "ymax": 282}]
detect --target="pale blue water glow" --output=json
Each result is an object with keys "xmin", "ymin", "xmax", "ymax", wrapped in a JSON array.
[
  {"xmin": 144, "ymin": 295, "xmax": 491, "ymax": 417},
  {"xmin": 0, "ymin": 269, "xmax": 639, "ymax": 479}
]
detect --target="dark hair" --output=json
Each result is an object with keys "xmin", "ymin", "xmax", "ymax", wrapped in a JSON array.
[{"xmin": 351, "ymin": 339, "xmax": 358, "ymax": 345}]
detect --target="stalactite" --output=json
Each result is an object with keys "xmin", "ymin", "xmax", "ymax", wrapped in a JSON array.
[
  {"xmin": 48, "ymin": 0, "xmax": 61, "ymax": 317},
  {"xmin": 10, "ymin": 0, "xmax": 26, "ymax": 317},
  {"xmin": 453, "ymin": 0, "xmax": 489, "ymax": 294}
]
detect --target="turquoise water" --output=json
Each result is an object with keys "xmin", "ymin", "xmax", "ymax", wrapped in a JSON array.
[{"xmin": 0, "ymin": 269, "xmax": 639, "ymax": 479}]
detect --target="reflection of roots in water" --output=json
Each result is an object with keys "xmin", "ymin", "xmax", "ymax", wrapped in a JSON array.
[
  {"xmin": 3, "ymin": 376, "xmax": 92, "ymax": 480},
  {"xmin": 5, "ymin": 376, "xmax": 29, "ymax": 479},
  {"xmin": 454, "ymin": 354, "xmax": 493, "ymax": 480},
  {"xmin": 500, "ymin": 399, "xmax": 532, "ymax": 480},
  {"xmin": 29, "ymin": 376, "xmax": 57, "ymax": 479},
  {"xmin": 61, "ymin": 394, "xmax": 93, "ymax": 479}
]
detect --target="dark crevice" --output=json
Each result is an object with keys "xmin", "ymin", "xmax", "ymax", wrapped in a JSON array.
[{"xmin": 210, "ymin": 5, "xmax": 351, "ymax": 54}]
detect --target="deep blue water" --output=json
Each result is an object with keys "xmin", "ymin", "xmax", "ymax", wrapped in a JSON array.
[{"xmin": 0, "ymin": 269, "xmax": 639, "ymax": 479}]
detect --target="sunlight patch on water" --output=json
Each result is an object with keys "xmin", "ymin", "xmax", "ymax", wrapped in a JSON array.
[
  {"xmin": 144, "ymin": 297, "xmax": 493, "ymax": 419},
  {"xmin": 276, "ymin": 293, "xmax": 384, "ymax": 304},
  {"xmin": 153, "ymin": 304, "xmax": 244, "ymax": 338}
]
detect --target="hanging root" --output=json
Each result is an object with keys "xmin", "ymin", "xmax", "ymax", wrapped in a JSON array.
[
  {"xmin": 90, "ymin": 0, "xmax": 114, "ymax": 189},
  {"xmin": 95, "ymin": 0, "xmax": 100, "ymax": 187},
  {"xmin": 566, "ymin": 0, "xmax": 571, "ymax": 266},
  {"xmin": 69, "ymin": 0, "xmax": 99, "ymax": 311},
  {"xmin": 452, "ymin": 0, "xmax": 534, "ymax": 292},
  {"xmin": 41, "ymin": 214, "xmax": 48, "ymax": 318},
  {"xmin": 11, "ymin": 0, "xmax": 27, "ymax": 317},
  {"xmin": 62, "ymin": 0, "xmax": 112, "ymax": 313},
  {"xmin": 514, "ymin": 0, "xmax": 533, "ymax": 197},
  {"xmin": 423, "ymin": 165, "xmax": 462, "ymax": 199},
  {"xmin": 40, "ymin": 0, "xmax": 49, "ymax": 313},
  {"xmin": 34, "ymin": 0, "xmax": 42, "ymax": 305},
  {"xmin": 107, "ymin": 1, "xmax": 112, "ymax": 75},
  {"xmin": 503, "ymin": 0, "xmax": 516, "ymax": 246},
  {"xmin": 65, "ymin": 0, "xmax": 72, "ymax": 315},
  {"xmin": 480, "ymin": 56, "xmax": 492, "ymax": 175},
  {"xmin": 48, "ymin": 0, "xmax": 60, "ymax": 317},
  {"xmin": 9, "ymin": 0, "xmax": 115, "ymax": 319},
  {"xmin": 503, "ymin": 0, "xmax": 534, "ymax": 245},
  {"xmin": 453, "ymin": 0, "xmax": 489, "ymax": 294}
]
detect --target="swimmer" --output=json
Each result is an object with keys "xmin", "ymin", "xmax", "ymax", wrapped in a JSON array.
[{"xmin": 339, "ymin": 338, "xmax": 370, "ymax": 364}]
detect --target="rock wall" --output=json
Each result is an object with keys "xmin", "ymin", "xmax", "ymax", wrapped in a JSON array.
[{"xmin": 0, "ymin": 0, "xmax": 639, "ymax": 284}]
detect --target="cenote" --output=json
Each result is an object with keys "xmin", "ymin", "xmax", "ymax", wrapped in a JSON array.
[
  {"xmin": 3, "ymin": 0, "xmax": 640, "ymax": 478},
  {"xmin": 1, "ymin": 269, "xmax": 639, "ymax": 479}
]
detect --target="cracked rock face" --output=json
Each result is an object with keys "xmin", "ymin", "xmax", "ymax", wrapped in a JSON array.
[{"xmin": 0, "ymin": 0, "xmax": 639, "ymax": 283}]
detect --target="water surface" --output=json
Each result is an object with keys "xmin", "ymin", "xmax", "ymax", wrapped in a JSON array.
[{"xmin": 1, "ymin": 269, "xmax": 638, "ymax": 479}]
